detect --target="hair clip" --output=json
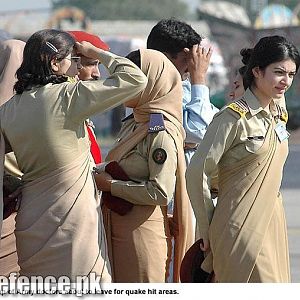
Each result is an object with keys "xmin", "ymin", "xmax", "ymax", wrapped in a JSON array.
[{"xmin": 45, "ymin": 41, "xmax": 59, "ymax": 53}]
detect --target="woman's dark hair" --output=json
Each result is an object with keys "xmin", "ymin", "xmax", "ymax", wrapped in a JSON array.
[
  {"xmin": 242, "ymin": 35, "xmax": 300, "ymax": 90},
  {"xmin": 14, "ymin": 29, "xmax": 75, "ymax": 94},
  {"xmin": 236, "ymin": 48, "xmax": 253, "ymax": 77},
  {"xmin": 126, "ymin": 50, "xmax": 141, "ymax": 68}
]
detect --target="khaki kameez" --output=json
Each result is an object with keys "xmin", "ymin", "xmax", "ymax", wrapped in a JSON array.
[
  {"xmin": 102, "ymin": 49, "xmax": 194, "ymax": 283},
  {"xmin": 105, "ymin": 121, "xmax": 177, "ymax": 282},
  {"xmin": 186, "ymin": 89, "xmax": 290, "ymax": 282},
  {"xmin": 0, "ymin": 51, "xmax": 147, "ymax": 280}
]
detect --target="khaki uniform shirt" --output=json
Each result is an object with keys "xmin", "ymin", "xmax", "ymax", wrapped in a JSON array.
[
  {"xmin": 187, "ymin": 89, "xmax": 287, "ymax": 239},
  {"xmin": 111, "ymin": 119, "xmax": 178, "ymax": 206},
  {"xmin": 0, "ymin": 51, "xmax": 147, "ymax": 183}
]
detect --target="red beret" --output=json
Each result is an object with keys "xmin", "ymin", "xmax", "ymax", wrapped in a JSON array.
[{"xmin": 68, "ymin": 31, "xmax": 109, "ymax": 51}]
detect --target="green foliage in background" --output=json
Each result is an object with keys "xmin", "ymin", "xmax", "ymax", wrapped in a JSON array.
[{"xmin": 52, "ymin": 0, "xmax": 189, "ymax": 20}]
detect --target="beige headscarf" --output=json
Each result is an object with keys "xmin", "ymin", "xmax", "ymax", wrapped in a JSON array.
[
  {"xmin": 106, "ymin": 48, "xmax": 194, "ymax": 282},
  {"xmin": 0, "ymin": 39, "xmax": 25, "ymax": 105}
]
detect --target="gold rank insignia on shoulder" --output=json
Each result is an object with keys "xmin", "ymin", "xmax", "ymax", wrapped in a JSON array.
[
  {"xmin": 227, "ymin": 99, "xmax": 249, "ymax": 118},
  {"xmin": 281, "ymin": 111, "xmax": 288, "ymax": 123},
  {"xmin": 276, "ymin": 104, "xmax": 288, "ymax": 123},
  {"xmin": 66, "ymin": 76, "xmax": 77, "ymax": 83},
  {"xmin": 152, "ymin": 148, "xmax": 167, "ymax": 164}
]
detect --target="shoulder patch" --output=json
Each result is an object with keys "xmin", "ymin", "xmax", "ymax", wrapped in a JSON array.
[
  {"xmin": 227, "ymin": 99, "xmax": 249, "ymax": 118},
  {"xmin": 148, "ymin": 113, "xmax": 166, "ymax": 133},
  {"xmin": 152, "ymin": 148, "xmax": 167, "ymax": 164}
]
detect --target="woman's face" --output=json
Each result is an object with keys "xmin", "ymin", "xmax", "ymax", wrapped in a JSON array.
[
  {"xmin": 229, "ymin": 73, "xmax": 244, "ymax": 100},
  {"xmin": 52, "ymin": 53, "xmax": 81, "ymax": 77},
  {"xmin": 253, "ymin": 58, "xmax": 296, "ymax": 99}
]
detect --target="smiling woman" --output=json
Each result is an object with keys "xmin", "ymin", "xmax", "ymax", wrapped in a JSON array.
[{"xmin": 186, "ymin": 35, "xmax": 300, "ymax": 283}]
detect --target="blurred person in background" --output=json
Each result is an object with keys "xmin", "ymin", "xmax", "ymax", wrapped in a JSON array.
[
  {"xmin": 147, "ymin": 18, "xmax": 219, "ymax": 280},
  {"xmin": 229, "ymin": 65, "xmax": 247, "ymax": 101},
  {"xmin": 0, "ymin": 39, "xmax": 25, "ymax": 276},
  {"xmin": 68, "ymin": 31, "xmax": 111, "ymax": 165},
  {"xmin": 147, "ymin": 18, "xmax": 219, "ymax": 165}
]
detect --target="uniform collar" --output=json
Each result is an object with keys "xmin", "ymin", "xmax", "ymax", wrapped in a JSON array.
[{"xmin": 242, "ymin": 88, "xmax": 273, "ymax": 117}]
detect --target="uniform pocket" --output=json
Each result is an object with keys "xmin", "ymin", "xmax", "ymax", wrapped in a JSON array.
[{"xmin": 245, "ymin": 136, "xmax": 265, "ymax": 153}]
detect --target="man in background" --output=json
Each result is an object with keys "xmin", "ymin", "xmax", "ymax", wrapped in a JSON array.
[
  {"xmin": 147, "ymin": 21, "xmax": 219, "ymax": 279},
  {"xmin": 68, "ymin": 31, "xmax": 110, "ymax": 164},
  {"xmin": 147, "ymin": 19, "xmax": 219, "ymax": 165}
]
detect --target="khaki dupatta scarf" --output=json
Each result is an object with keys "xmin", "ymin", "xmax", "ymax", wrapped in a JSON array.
[
  {"xmin": 13, "ymin": 150, "xmax": 111, "ymax": 281},
  {"xmin": 204, "ymin": 112, "xmax": 288, "ymax": 282},
  {"xmin": 105, "ymin": 49, "xmax": 194, "ymax": 282}
]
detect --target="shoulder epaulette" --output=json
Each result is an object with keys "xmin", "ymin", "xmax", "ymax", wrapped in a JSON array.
[
  {"xmin": 227, "ymin": 99, "xmax": 249, "ymax": 118},
  {"xmin": 275, "ymin": 104, "xmax": 288, "ymax": 123},
  {"xmin": 148, "ymin": 113, "xmax": 166, "ymax": 133},
  {"xmin": 66, "ymin": 76, "xmax": 77, "ymax": 83}
]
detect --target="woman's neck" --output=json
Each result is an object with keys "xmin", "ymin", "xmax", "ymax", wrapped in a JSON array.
[{"xmin": 250, "ymin": 86, "xmax": 272, "ymax": 109}]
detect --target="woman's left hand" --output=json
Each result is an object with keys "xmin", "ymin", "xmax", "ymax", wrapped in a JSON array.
[{"xmin": 94, "ymin": 172, "xmax": 113, "ymax": 192}]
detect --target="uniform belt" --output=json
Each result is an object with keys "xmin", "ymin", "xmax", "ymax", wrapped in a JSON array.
[{"xmin": 184, "ymin": 142, "xmax": 199, "ymax": 150}]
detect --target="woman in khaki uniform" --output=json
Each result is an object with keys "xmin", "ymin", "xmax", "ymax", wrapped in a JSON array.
[
  {"xmin": 186, "ymin": 35, "xmax": 300, "ymax": 282},
  {"xmin": 95, "ymin": 49, "xmax": 194, "ymax": 282},
  {"xmin": 0, "ymin": 29, "xmax": 147, "ymax": 281}
]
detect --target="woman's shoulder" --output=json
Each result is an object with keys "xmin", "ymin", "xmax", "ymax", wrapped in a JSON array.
[
  {"xmin": 147, "ymin": 129, "xmax": 177, "ymax": 154},
  {"xmin": 0, "ymin": 93, "xmax": 20, "ymax": 111},
  {"xmin": 213, "ymin": 98, "xmax": 249, "ymax": 124}
]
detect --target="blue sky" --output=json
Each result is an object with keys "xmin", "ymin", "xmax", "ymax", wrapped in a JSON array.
[{"xmin": 0, "ymin": 0, "xmax": 52, "ymax": 12}]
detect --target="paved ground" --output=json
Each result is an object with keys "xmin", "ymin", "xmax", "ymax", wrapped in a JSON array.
[{"xmin": 282, "ymin": 131, "xmax": 300, "ymax": 282}]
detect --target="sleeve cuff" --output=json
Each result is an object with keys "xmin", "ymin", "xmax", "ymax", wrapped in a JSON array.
[
  {"xmin": 191, "ymin": 84, "xmax": 209, "ymax": 97},
  {"xmin": 110, "ymin": 180, "xmax": 124, "ymax": 198}
]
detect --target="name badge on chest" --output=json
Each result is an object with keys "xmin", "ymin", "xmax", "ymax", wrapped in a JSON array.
[{"xmin": 274, "ymin": 121, "xmax": 290, "ymax": 142}]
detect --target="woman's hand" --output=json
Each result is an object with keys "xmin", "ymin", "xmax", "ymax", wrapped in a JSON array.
[
  {"xmin": 94, "ymin": 172, "xmax": 113, "ymax": 192},
  {"xmin": 199, "ymin": 238, "xmax": 210, "ymax": 252},
  {"xmin": 75, "ymin": 41, "xmax": 105, "ymax": 60}
]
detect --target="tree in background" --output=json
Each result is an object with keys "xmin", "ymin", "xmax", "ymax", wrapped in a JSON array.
[{"xmin": 52, "ymin": 0, "xmax": 190, "ymax": 20}]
